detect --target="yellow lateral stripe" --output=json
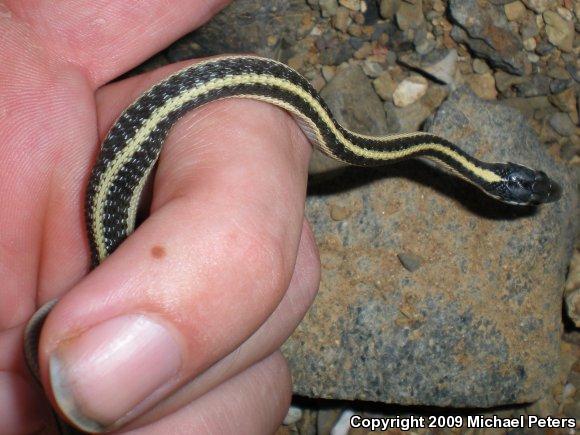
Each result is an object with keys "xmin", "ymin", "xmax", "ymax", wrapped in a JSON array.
[{"xmin": 92, "ymin": 71, "xmax": 502, "ymax": 260}]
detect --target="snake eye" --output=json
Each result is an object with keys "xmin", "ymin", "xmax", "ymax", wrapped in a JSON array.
[{"xmin": 500, "ymin": 163, "xmax": 561, "ymax": 205}]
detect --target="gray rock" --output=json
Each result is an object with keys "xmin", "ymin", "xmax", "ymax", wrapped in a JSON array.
[
  {"xmin": 348, "ymin": 36, "xmax": 366, "ymax": 50},
  {"xmin": 527, "ymin": 52, "xmax": 540, "ymax": 63},
  {"xmin": 398, "ymin": 252, "xmax": 423, "ymax": 272},
  {"xmin": 320, "ymin": 0, "xmax": 339, "ymax": 17},
  {"xmin": 548, "ymin": 112, "xmax": 577, "ymax": 136},
  {"xmin": 565, "ymin": 64, "xmax": 580, "ymax": 83},
  {"xmin": 549, "ymin": 87, "xmax": 578, "ymax": 124},
  {"xmin": 466, "ymin": 73, "xmax": 498, "ymax": 100},
  {"xmin": 449, "ymin": 0, "xmax": 528, "ymax": 75},
  {"xmin": 362, "ymin": 60, "xmax": 385, "ymax": 78},
  {"xmin": 283, "ymin": 87, "xmax": 577, "ymax": 408},
  {"xmin": 398, "ymin": 49, "xmax": 458, "ymax": 85},
  {"xmin": 543, "ymin": 11, "xmax": 575, "ymax": 53},
  {"xmin": 523, "ymin": 36, "xmax": 537, "ymax": 51},
  {"xmin": 393, "ymin": 75, "xmax": 429, "ymax": 107},
  {"xmin": 339, "ymin": 0, "xmax": 360, "ymax": 11},
  {"xmin": 473, "ymin": 58, "xmax": 491, "ymax": 75},
  {"xmin": 283, "ymin": 406, "xmax": 303, "ymax": 425},
  {"xmin": 396, "ymin": 0, "xmax": 424, "ymax": 30},
  {"xmin": 384, "ymin": 84, "xmax": 449, "ymax": 132},
  {"xmin": 318, "ymin": 35, "xmax": 356, "ymax": 65},
  {"xmin": 547, "ymin": 66, "xmax": 572, "ymax": 80},
  {"xmin": 321, "ymin": 66, "xmax": 389, "ymax": 136},
  {"xmin": 414, "ymin": 28, "xmax": 436, "ymax": 55},
  {"xmin": 520, "ymin": 17, "xmax": 540, "ymax": 39},
  {"xmin": 503, "ymin": 95, "xmax": 552, "ymax": 117},
  {"xmin": 550, "ymin": 79, "xmax": 575, "ymax": 94},
  {"xmin": 379, "ymin": 0, "xmax": 400, "ymax": 19},
  {"xmin": 389, "ymin": 26, "xmax": 415, "ymax": 52},
  {"xmin": 504, "ymin": 1, "xmax": 526, "ymax": 21},
  {"xmin": 332, "ymin": 6, "xmax": 350, "ymax": 32},
  {"xmin": 535, "ymin": 40, "xmax": 557, "ymax": 55},
  {"xmin": 514, "ymin": 74, "xmax": 552, "ymax": 97},
  {"xmin": 522, "ymin": 0, "xmax": 558, "ymax": 13},
  {"xmin": 494, "ymin": 70, "xmax": 526, "ymax": 93},
  {"xmin": 373, "ymin": 70, "xmax": 397, "ymax": 101}
]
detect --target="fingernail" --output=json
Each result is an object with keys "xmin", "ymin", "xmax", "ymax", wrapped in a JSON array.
[{"xmin": 49, "ymin": 314, "xmax": 181, "ymax": 432}]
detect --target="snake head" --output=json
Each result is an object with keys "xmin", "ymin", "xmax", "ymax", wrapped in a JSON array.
[{"xmin": 495, "ymin": 162, "xmax": 562, "ymax": 205}]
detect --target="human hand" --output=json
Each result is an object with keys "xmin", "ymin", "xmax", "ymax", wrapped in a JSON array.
[{"xmin": 0, "ymin": 1, "xmax": 320, "ymax": 433}]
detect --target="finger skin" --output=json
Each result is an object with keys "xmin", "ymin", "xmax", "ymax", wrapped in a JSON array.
[
  {"xmin": 124, "ymin": 220, "xmax": 319, "ymax": 430},
  {"xmin": 0, "ymin": 372, "xmax": 48, "ymax": 435},
  {"xmin": 0, "ymin": 20, "xmax": 95, "ymax": 329},
  {"xmin": 38, "ymin": 71, "xmax": 316, "ymax": 430},
  {"xmin": 125, "ymin": 352, "xmax": 292, "ymax": 435},
  {"xmin": 5, "ymin": 0, "xmax": 231, "ymax": 87}
]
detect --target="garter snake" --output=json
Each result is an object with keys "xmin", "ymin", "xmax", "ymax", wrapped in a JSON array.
[{"xmin": 24, "ymin": 55, "xmax": 561, "ymax": 433}]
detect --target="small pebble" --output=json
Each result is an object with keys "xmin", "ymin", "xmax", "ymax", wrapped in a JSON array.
[
  {"xmin": 398, "ymin": 252, "xmax": 423, "ymax": 272},
  {"xmin": 504, "ymin": 1, "xmax": 526, "ymax": 21},
  {"xmin": 347, "ymin": 24, "xmax": 363, "ymax": 37},
  {"xmin": 310, "ymin": 73, "xmax": 327, "ymax": 92},
  {"xmin": 330, "ymin": 204, "xmax": 353, "ymax": 221},
  {"xmin": 267, "ymin": 35, "xmax": 278, "ymax": 47},
  {"xmin": 557, "ymin": 6, "xmax": 573, "ymax": 21},
  {"xmin": 433, "ymin": 0, "xmax": 445, "ymax": 13},
  {"xmin": 392, "ymin": 75, "xmax": 428, "ymax": 107},
  {"xmin": 523, "ymin": 37, "xmax": 537, "ymax": 51},
  {"xmin": 333, "ymin": 6, "xmax": 351, "ymax": 32},
  {"xmin": 549, "ymin": 112, "xmax": 576, "ymax": 136},
  {"xmin": 287, "ymin": 55, "xmax": 305, "ymax": 71},
  {"xmin": 322, "ymin": 65, "xmax": 337, "ymax": 81},
  {"xmin": 379, "ymin": 0, "xmax": 399, "ymax": 19},
  {"xmin": 543, "ymin": 10, "xmax": 574, "ymax": 52},
  {"xmin": 549, "ymin": 88, "xmax": 577, "ymax": 122},
  {"xmin": 373, "ymin": 70, "xmax": 397, "ymax": 100},
  {"xmin": 339, "ymin": 0, "xmax": 360, "ymax": 11},
  {"xmin": 466, "ymin": 73, "xmax": 498, "ymax": 100},
  {"xmin": 414, "ymin": 31, "xmax": 436, "ymax": 55},
  {"xmin": 354, "ymin": 42, "xmax": 373, "ymax": 59},
  {"xmin": 362, "ymin": 60, "xmax": 384, "ymax": 78},
  {"xmin": 283, "ymin": 406, "xmax": 303, "ymax": 426},
  {"xmin": 473, "ymin": 58, "xmax": 491, "ymax": 74},
  {"xmin": 353, "ymin": 11, "xmax": 365, "ymax": 24},
  {"xmin": 319, "ymin": 0, "xmax": 339, "ymax": 17}
]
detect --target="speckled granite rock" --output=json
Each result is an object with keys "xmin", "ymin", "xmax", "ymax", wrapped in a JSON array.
[
  {"xmin": 449, "ymin": 0, "xmax": 528, "ymax": 76},
  {"xmin": 282, "ymin": 87, "xmax": 577, "ymax": 407}
]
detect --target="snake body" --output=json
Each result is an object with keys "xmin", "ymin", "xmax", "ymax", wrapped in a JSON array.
[{"xmin": 24, "ymin": 55, "xmax": 561, "ymax": 432}]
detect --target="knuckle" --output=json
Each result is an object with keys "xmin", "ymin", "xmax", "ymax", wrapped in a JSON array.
[{"xmin": 224, "ymin": 224, "xmax": 289, "ymax": 297}]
